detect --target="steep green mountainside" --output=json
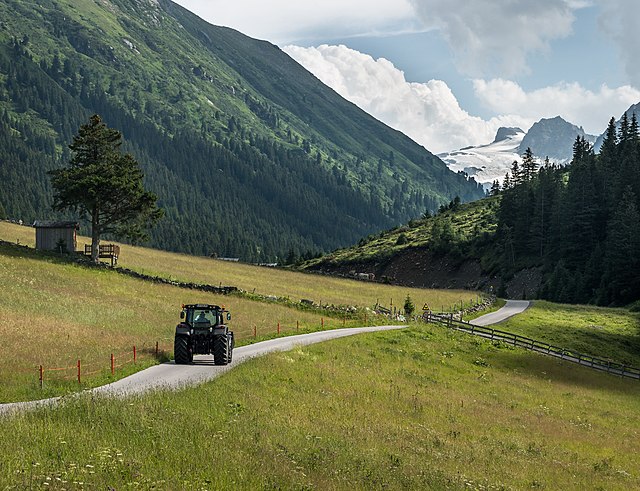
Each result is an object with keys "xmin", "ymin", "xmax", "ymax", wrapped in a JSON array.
[
  {"xmin": 302, "ymin": 197, "xmax": 502, "ymax": 292},
  {"xmin": 0, "ymin": 0, "xmax": 483, "ymax": 261}
]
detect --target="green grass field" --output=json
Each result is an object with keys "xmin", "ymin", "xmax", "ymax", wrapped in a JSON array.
[
  {"xmin": 0, "ymin": 221, "xmax": 478, "ymax": 311},
  {"xmin": 2, "ymin": 221, "xmax": 640, "ymax": 488},
  {"xmin": 498, "ymin": 301, "xmax": 640, "ymax": 367},
  {"xmin": 1, "ymin": 325, "xmax": 638, "ymax": 489},
  {"xmin": 0, "ymin": 222, "xmax": 482, "ymax": 403}
]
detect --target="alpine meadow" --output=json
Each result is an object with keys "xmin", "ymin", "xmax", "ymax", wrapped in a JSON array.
[{"xmin": 1, "ymin": 0, "xmax": 640, "ymax": 490}]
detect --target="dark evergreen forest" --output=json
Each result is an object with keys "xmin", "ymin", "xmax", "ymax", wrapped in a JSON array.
[
  {"xmin": 0, "ymin": 0, "xmax": 483, "ymax": 262},
  {"xmin": 495, "ymin": 114, "xmax": 640, "ymax": 306}
]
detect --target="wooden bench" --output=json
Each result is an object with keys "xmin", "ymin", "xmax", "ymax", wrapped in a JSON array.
[{"xmin": 84, "ymin": 244, "xmax": 120, "ymax": 267}]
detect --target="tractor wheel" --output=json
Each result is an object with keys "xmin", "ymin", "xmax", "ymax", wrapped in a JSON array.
[
  {"xmin": 174, "ymin": 336, "xmax": 191, "ymax": 364},
  {"xmin": 213, "ymin": 333, "xmax": 229, "ymax": 365},
  {"xmin": 227, "ymin": 333, "xmax": 235, "ymax": 363}
]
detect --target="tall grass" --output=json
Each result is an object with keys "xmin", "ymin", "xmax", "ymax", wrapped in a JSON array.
[
  {"xmin": 0, "ymin": 221, "xmax": 480, "ymax": 310},
  {"xmin": 0, "ymin": 243, "xmax": 376, "ymax": 402},
  {"xmin": 498, "ymin": 301, "xmax": 640, "ymax": 367},
  {"xmin": 1, "ymin": 326, "xmax": 638, "ymax": 489}
]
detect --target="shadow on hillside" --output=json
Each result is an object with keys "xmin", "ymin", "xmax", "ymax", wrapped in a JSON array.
[
  {"xmin": 487, "ymin": 348, "xmax": 640, "ymax": 394},
  {"xmin": 0, "ymin": 240, "xmax": 103, "ymax": 268}
]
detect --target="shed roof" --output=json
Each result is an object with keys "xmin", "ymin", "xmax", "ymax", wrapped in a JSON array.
[{"xmin": 33, "ymin": 221, "xmax": 79, "ymax": 229}]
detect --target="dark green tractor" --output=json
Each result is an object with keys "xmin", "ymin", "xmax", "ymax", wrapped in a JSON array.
[{"xmin": 174, "ymin": 304, "xmax": 234, "ymax": 365}]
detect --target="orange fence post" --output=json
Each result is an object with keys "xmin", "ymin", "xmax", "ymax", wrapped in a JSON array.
[
  {"xmin": 39, "ymin": 365, "xmax": 43, "ymax": 389},
  {"xmin": 77, "ymin": 360, "xmax": 81, "ymax": 384},
  {"xmin": 133, "ymin": 345, "xmax": 137, "ymax": 364},
  {"xmin": 321, "ymin": 317, "xmax": 325, "ymax": 329},
  {"xmin": 277, "ymin": 322, "xmax": 281, "ymax": 335},
  {"xmin": 253, "ymin": 325, "xmax": 257, "ymax": 338},
  {"xmin": 111, "ymin": 353, "xmax": 115, "ymax": 375}
]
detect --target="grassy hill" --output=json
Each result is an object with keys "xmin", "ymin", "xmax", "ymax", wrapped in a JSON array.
[
  {"xmin": 0, "ymin": 0, "xmax": 483, "ymax": 261},
  {"xmin": 301, "ymin": 196, "xmax": 504, "ymax": 293},
  {"xmin": 2, "ymin": 322, "xmax": 639, "ymax": 489},
  {"xmin": 0, "ymin": 220, "xmax": 479, "ymax": 402},
  {"xmin": 1, "ymin": 222, "xmax": 640, "ymax": 488}
]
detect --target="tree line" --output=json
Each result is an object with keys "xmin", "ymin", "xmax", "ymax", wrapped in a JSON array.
[{"xmin": 492, "ymin": 114, "xmax": 640, "ymax": 306}]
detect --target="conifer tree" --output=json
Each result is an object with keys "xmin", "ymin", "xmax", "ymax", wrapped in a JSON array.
[
  {"xmin": 521, "ymin": 147, "xmax": 538, "ymax": 181},
  {"xmin": 49, "ymin": 115, "xmax": 163, "ymax": 262},
  {"xmin": 601, "ymin": 187, "xmax": 640, "ymax": 304}
]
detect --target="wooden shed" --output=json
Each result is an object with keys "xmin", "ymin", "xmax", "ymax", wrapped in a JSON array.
[{"xmin": 34, "ymin": 221, "xmax": 79, "ymax": 253}]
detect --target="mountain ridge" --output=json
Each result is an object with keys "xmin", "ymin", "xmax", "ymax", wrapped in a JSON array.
[{"xmin": 0, "ymin": 0, "xmax": 483, "ymax": 261}]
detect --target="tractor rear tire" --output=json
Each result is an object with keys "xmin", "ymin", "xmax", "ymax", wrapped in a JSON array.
[
  {"xmin": 174, "ymin": 336, "xmax": 191, "ymax": 364},
  {"xmin": 228, "ymin": 333, "xmax": 235, "ymax": 363},
  {"xmin": 213, "ymin": 333, "xmax": 229, "ymax": 365}
]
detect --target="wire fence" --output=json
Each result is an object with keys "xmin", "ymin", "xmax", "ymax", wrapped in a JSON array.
[{"xmin": 29, "ymin": 340, "xmax": 174, "ymax": 388}]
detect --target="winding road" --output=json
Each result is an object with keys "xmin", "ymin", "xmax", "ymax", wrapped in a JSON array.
[
  {"xmin": 0, "ymin": 301, "xmax": 532, "ymax": 416},
  {"xmin": 472, "ymin": 299, "xmax": 530, "ymax": 326}
]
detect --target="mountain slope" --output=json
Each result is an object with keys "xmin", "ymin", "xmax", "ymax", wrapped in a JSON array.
[
  {"xmin": 440, "ymin": 116, "xmax": 597, "ymax": 189},
  {"xmin": 594, "ymin": 102, "xmax": 640, "ymax": 152},
  {"xmin": 0, "ymin": 0, "xmax": 483, "ymax": 261}
]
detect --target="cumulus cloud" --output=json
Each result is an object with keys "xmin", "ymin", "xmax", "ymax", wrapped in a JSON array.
[
  {"xmin": 598, "ymin": 0, "xmax": 640, "ymax": 87},
  {"xmin": 284, "ymin": 44, "xmax": 526, "ymax": 153},
  {"xmin": 407, "ymin": 0, "xmax": 580, "ymax": 77},
  {"xmin": 173, "ymin": 0, "xmax": 415, "ymax": 43},
  {"xmin": 473, "ymin": 79, "xmax": 640, "ymax": 134},
  {"xmin": 285, "ymin": 44, "xmax": 640, "ymax": 154}
]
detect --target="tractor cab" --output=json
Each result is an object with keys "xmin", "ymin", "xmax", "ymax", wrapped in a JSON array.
[{"xmin": 180, "ymin": 304, "xmax": 231, "ymax": 328}]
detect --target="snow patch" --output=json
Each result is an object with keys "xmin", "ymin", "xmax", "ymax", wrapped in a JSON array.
[{"xmin": 439, "ymin": 129, "xmax": 525, "ymax": 189}]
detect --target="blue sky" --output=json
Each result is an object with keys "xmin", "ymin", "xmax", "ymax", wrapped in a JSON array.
[{"xmin": 174, "ymin": 0, "xmax": 640, "ymax": 152}]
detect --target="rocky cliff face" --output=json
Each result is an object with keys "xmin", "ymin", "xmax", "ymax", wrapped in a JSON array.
[{"xmin": 518, "ymin": 116, "xmax": 595, "ymax": 161}]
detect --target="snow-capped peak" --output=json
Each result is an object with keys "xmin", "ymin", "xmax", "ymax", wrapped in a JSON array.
[{"xmin": 438, "ymin": 127, "xmax": 525, "ymax": 189}]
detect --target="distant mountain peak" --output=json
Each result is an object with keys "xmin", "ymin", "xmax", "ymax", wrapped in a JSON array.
[
  {"xmin": 493, "ymin": 127, "xmax": 524, "ymax": 144},
  {"xmin": 518, "ymin": 116, "xmax": 595, "ymax": 160}
]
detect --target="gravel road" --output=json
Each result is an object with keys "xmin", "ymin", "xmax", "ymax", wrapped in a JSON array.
[
  {"xmin": 0, "ymin": 300, "xmax": 533, "ymax": 416},
  {"xmin": 0, "ymin": 325, "xmax": 404, "ymax": 416}
]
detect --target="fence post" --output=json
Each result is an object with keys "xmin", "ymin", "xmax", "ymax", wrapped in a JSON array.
[
  {"xmin": 39, "ymin": 365, "xmax": 43, "ymax": 389},
  {"xmin": 296, "ymin": 320, "xmax": 299, "ymax": 331},
  {"xmin": 253, "ymin": 325, "xmax": 257, "ymax": 338},
  {"xmin": 364, "ymin": 313, "xmax": 368, "ymax": 325},
  {"xmin": 277, "ymin": 322, "xmax": 280, "ymax": 335},
  {"xmin": 321, "ymin": 317, "xmax": 324, "ymax": 329},
  {"xmin": 133, "ymin": 345, "xmax": 137, "ymax": 364},
  {"xmin": 77, "ymin": 360, "xmax": 81, "ymax": 384},
  {"xmin": 111, "ymin": 353, "xmax": 115, "ymax": 375},
  {"xmin": 155, "ymin": 341, "xmax": 159, "ymax": 357}
]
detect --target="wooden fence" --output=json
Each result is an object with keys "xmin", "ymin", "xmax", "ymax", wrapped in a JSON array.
[{"xmin": 424, "ymin": 313, "xmax": 640, "ymax": 380}]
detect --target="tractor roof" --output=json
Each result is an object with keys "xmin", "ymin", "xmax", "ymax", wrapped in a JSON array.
[{"xmin": 182, "ymin": 304, "xmax": 226, "ymax": 310}]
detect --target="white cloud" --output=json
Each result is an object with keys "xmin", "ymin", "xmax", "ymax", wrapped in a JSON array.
[
  {"xmin": 285, "ymin": 44, "xmax": 640, "ymax": 154},
  {"xmin": 173, "ymin": 0, "xmax": 415, "ymax": 43},
  {"xmin": 284, "ymin": 44, "xmax": 525, "ymax": 153},
  {"xmin": 473, "ymin": 79, "xmax": 640, "ymax": 134},
  {"xmin": 407, "ymin": 0, "xmax": 580, "ymax": 77},
  {"xmin": 598, "ymin": 0, "xmax": 640, "ymax": 87}
]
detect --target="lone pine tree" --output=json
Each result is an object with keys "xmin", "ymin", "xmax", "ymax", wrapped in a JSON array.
[{"xmin": 49, "ymin": 115, "xmax": 163, "ymax": 262}]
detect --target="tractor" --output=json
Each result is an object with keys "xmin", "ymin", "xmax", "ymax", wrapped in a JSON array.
[{"xmin": 174, "ymin": 304, "xmax": 234, "ymax": 365}]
